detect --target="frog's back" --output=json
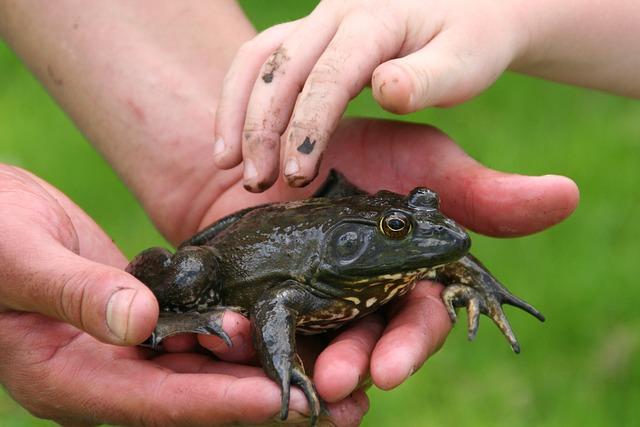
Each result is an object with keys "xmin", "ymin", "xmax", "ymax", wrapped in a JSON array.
[{"xmin": 208, "ymin": 194, "xmax": 402, "ymax": 302}]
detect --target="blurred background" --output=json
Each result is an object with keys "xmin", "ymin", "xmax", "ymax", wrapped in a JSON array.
[{"xmin": 1, "ymin": 1, "xmax": 639, "ymax": 426}]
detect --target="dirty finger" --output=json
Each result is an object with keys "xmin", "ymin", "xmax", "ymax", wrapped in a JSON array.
[
  {"xmin": 215, "ymin": 21, "xmax": 299, "ymax": 170},
  {"xmin": 281, "ymin": 12, "xmax": 401, "ymax": 187},
  {"xmin": 241, "ymin": 9, "xmax": 341, "ymax": 192}
]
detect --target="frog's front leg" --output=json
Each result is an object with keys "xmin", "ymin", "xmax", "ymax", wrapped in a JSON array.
[
  {"xmin": 144, "ymin": 308, "xmax": 248, "ymax": 349},
  {"xmin": 435, "ymin": 254, "xmax": 545, "ymax": 353},
  {"xmin": 251, "ymin": 282, "xmax": 324, "ymax": 426},
  {"xmin": 126, "ymin": 245, "xmax": 240, "ymax": 349}
]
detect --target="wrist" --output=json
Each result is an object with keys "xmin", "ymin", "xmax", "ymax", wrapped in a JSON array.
[
  {"xmin": 503, "ymin": 0, "xmax": 546, "ymax": 74},
  {"xmin": 1, "ymin": 1, "xmax": 256, "ymax": 243}
]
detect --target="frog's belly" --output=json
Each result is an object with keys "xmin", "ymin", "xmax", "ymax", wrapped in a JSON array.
[
  {"xmin": 296, "ymin": 307, "xmax": 362, "ymax": 335},
  {"xmin": 296, "ymin": 280, "xmax": 417, "ymax": 335}
]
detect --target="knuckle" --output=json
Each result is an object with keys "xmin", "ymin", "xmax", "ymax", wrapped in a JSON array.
[
  {"xmin": 236, "ymin": 38, "xmax": 261, "ymax": 60},
  {"xmin": 243, "ymin": 105, "xmax": 286, "ymax": 135},
  {"xmin": 405, "ymin": 62, "xmax": 433, "ymax": 105},
  {"xmin": 352, "ymin": 8, "xmax": 402, "ymax": 46},
  {"xmin": 242, "ymin": 129, "xmax": 281, "ymax": 154},
  {"xmin": 55, "ymin": 268, "xmax": 91, "ymax": 330},
  {"xmin": 53, "ymin": 267, "xmax": 115, "ymax": 332},
  {"xmin": 306, "ymin": 61, "xmax": 353, "ymax": 102},
  {"xmin": 308, "ymin": 60, "xmax": 342, "ymax": 86},
  {"xmin": 286, "ymin": 118, "xmax": 330, "ymax": 147}
]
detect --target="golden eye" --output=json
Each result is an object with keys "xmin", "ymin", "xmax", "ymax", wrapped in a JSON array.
[{"xmin": 379, "ymin": 212, "xmax": 412, "ymax": 239}]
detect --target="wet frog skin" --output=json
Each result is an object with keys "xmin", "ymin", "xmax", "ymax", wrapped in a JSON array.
[{"xmin": 126, "ymin": 170, "xmax": 544, "ymax": 426}]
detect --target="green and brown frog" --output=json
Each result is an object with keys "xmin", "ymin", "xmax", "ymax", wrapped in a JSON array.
[{"xmin": 126, "ymin": 170, "xmax": 544, "ymax": 426}]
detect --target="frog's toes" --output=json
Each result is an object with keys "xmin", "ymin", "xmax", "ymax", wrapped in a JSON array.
[
  {"xmin": 275, "ymin": 365, "xmax": 321, "ymax": 426},
  {"xmin": 443, "ymin": 285, "xmax": 490, "ymax": 341},
  {"xmin": 191, "ymin": 310, "xmax": 233, "ymax": 348},
  {"xmin": 141, "ymin": 331, "xmax": 163, "ymax": 350},
  {"xmin": 276, "ymin": 366, "xmax": 321, "ymax": 426},
  {"xmin": 142, "ymin": 308, "xmax": 239, "ymax": 349},
  {"xmin": 290, "ymin": 366, "xmax": 322, "ymax": 426},
  {"xmin": 441, "ymin": 283, "xmax": 544, "ymax": 354}
]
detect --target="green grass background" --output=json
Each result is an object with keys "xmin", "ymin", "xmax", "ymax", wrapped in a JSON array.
[{"xmin": 1, "ymin": 1, "xmax": 639, "ymax": 426}]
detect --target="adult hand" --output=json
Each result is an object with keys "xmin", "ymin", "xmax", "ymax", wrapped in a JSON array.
[
  {"xmin": 172, "ymin": 118, "xmax": 579, "ymax": 402},
  {"xmin": 0, "ymin": 165, "xmax": 367, "ymax": 426}
]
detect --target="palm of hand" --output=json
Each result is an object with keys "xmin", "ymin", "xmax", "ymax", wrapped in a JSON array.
[{"xmin": 147, "ymin": 117, "xmax": 578, "ymax": 416}]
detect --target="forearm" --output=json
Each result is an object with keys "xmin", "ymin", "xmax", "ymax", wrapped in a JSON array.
[
  {"xmin": 0, "ymin": 0, "xmax": 255, "ymax": 242},
  {"xmin": 511, "ymin": 0, "xmax": 640, "ymax": 97}
]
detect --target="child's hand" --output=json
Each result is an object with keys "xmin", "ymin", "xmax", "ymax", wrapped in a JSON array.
[{"xmin": 214, "ymin": 0, "xmax": 529, "ymax": 192}]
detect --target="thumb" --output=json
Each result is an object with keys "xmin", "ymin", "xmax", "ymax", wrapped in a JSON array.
[
  {"xmin": 0, "ymin": 243, "xmax": 158, "ymax": 345},
  {"xmin": 372, "ymin": 30, "xmax": 509, "ymax": 112}
]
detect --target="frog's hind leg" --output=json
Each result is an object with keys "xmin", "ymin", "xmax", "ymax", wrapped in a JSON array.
[
  {"xmin": 125, "ymin": 247, "xmax": 173, "ymax": 291},
  {"xmin": 435, "ymin": 254, "xmax": 545, "ymax": 353}
]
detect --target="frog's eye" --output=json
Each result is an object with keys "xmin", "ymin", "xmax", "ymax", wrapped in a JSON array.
[{"xmin": 379, "ymin": 212, "xmax": 412, "ymax": 239}]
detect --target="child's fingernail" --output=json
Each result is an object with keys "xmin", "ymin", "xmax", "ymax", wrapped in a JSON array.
[
  {"xmin": 284, "ymin": 157, "xmax": 300, "ymax": 176},
  {"xmin": 244, "ymin": 159, "xmax": 258, "ymax": 181},
  {"xmin": 213, "ymin": 136, "xmax": 226, "ymax": 157}
]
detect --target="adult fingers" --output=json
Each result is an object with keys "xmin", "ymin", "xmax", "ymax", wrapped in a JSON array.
[
  {"xmin": 150, "ymin": 354, "xmax": 370, "ymax": 426},
  {"xmin": 214, "ymin": 21, "xmax": 299, "ymax": 170},
  {"xmin": 0, "ymin": 314, "xmax": 367, "ymax": 427},
  {"xmin": 313, "ymin": 314, "xmax": 384, "ymax": 402},
  {"xmin": 369, "ymin": 282, "xmax": 451, "ymax": 389},
  {"xmin": 321, "ymin": 119, "xmax": 580, "ymax": 237},
  {"xmin": 0, "ymin": 166, "xmax": 158, "ymax": 344}
]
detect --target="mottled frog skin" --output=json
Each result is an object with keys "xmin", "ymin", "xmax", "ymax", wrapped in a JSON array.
[{"xmin": 126, "ymin": 170, "xmax": 544, "ymax": 426}]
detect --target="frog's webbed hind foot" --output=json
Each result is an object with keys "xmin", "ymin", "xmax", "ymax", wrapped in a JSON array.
[
  {"xmin": 437, "ymin": 254, "xmax": 545, "ymax": 353},
  {"xmin": 142, "ymin": 307, "xmax": 243, "ymax": 350}
]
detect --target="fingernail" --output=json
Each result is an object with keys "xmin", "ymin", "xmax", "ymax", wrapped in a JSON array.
[
  {"xmin": 402, "ymin": 365, "xmax": 416, "ymax": 382},
  {"xmin": 284, "ymin": 157, "xmax": 300, "ymax": 176},
  {"xmin": 106, "ymin": 288, "xmax": 137, "ymax": 342},
  {"xmin": 244, "ymin": 159, "xmax": 258, "ymax": 181},
  {"xmin": 213, "ymin": 136, "xmax": 226, "ymax": 157}
]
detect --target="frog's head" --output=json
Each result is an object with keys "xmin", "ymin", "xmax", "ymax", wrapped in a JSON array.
[{"xmin": 318, "ymin": 187, "xmax": 470, "ymax": 284}]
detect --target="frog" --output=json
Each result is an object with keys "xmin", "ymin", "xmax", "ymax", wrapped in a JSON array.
[{"xmin": 126, "ymin": 170, "xmax": 544, "ymax": 426}]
